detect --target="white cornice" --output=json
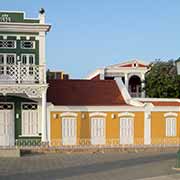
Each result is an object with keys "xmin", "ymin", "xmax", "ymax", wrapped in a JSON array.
[
  {"xmin": 0, "ymin": 23, "xmax": 51, "ymax": 32},
  {"xmin": 47, "ymin": 105, "xmax": 180, "ymax": 112}
]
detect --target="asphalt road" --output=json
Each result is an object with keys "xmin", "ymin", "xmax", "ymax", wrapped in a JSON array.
[{"xmin": 0, "ymin": 151, "xmax": 179, "ymax": 180}]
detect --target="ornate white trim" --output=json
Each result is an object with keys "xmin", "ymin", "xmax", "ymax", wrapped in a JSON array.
[
  {"xmin": 118, "ymin": 112, "xmax": 135, "ymax": 117},
  {"xmin": 164, "ymin": 112, "xmax": 178, "ymax": 117},
  {"xmin": 60, "ymin": 112, "xmax": 78, "ymax": 117},
  {"xmin": 89, "ymin": 112, "xmax": 107, "ymax": 117},
  {"xmin": 0, "ymin": 85, "xmax": 47, "ymax": 98}
]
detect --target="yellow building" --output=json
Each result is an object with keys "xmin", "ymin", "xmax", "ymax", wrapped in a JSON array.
[{"xmin": 47, "ymin": 77, "xmax": 180, "ymax": 147}]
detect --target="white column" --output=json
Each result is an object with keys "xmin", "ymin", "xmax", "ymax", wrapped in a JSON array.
[
  {"xmin": 144, "ymin": 107, "xmax": 151, "ymax": 145},
  {"xmin": 39, "ymin": 31, "xmax": 46, "ymax": 83},
  {"xmin": 141, "ymin": 73, "xmax": 145, "ymax": 98},
  {"xmin": 41, "ymin": 90, "xmax": 48, "ymax": 142},
  {"xmin": 124, "ymin": 73, "xmax": 129, "ymax": 90}
]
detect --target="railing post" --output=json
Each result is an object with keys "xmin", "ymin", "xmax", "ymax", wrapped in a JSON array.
[{"xmin": 17, "ymin": 61, "xmax": 21, "ymax": 83}]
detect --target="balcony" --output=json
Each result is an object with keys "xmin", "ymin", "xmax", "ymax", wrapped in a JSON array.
[{"xmin": 0, "ymin": 63, "xmax": 46, "ymax": 84}]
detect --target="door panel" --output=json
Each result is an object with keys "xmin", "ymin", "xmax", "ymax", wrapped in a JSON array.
[
  {"xmin": 120, "ymin": 118, "xmax": 134, "ymax": 144},
  {"xmin": 62, "ymin": 117, "xmax": 76, "ymax": 145},
  {"xmin": 0, "ymin": 103, "xmax": 14, "ymax": 146},
  {"xmin": 91, "ymin": 117, "xmax": 105, "ymax": 145}
]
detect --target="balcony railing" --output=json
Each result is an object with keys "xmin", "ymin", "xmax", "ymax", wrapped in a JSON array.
[
  {"xmin": 129, "ymin": 91, "xmax": 142, "ymax": 97},
  {"xmin": 0, "ymin": 63, "xmax": 46, "ymax": 84}
]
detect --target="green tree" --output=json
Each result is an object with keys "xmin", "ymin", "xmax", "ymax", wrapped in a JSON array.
[{"xmin": 144, "ymin": 59, "xmax": 180, "ymax": 98}]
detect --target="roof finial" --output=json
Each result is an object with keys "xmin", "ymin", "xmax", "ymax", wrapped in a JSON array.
[{"xmin": 39, "ymin": 8, "xmax": 45, "ymax": 14}]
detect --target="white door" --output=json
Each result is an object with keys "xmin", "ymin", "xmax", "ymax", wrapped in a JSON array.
[
  {"xmin": 0, "ymin": 103, "xmax": 14, "ymax": 146},
  {"xmin": 120, "ymin": 118, "xmax": 134, "ymax": 144},
  {"xmin": 91, "ymin": 117, "xmax": 105, "ymax": 145},
  {"xmin": 62, "ymin": 117, "xmax": 76, "ymax": 145}
]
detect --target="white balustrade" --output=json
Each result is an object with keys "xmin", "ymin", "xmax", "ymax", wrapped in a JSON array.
[{"xmin": 0, "ymin": 64, "xmax": 45, "ymax": 84}]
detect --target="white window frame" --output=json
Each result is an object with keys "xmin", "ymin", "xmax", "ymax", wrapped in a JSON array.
[
  {"xmin": 0, "ymin": 40, "xmax": 16, "ymax": 49},
  {"xmin": 21, "ymin": 54, "xmax": 35, "ymax": 65},
  {"xmin": 0, "ymin": 53, "xmax": 16, "ymax": 65},
  {"xmin": 0, "ymin": 53, "xmax": 16, "ymax": 76},
  {"xmin": 165, "ymin": 117, "xmax": 176, "ymax": 137},
  {"xmin": 120, "ymin": 117, "xmax": 134, "ymax": 144},
  {"xmin": 91, "ymin": 117, "xmax": 106, "ymax": 145},
  {"xmin": 21, "ymin": 103, "xmax": 39, "ymax": 137},
  {"xmin": 62, "ymin": 117, "xmax": 77, "ymax": 145},
  {"xmin": 21, "ymin": 41, "xmax": 35, "ymax": 49}
]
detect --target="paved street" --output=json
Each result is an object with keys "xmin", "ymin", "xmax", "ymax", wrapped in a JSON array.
[{"xmin": 0, "ymin": 150, "xmax": 180, "ymax": 180}]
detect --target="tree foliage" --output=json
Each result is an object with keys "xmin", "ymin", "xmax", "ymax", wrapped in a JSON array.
[{"xmin": 144, "ymin": 59, "xmax": 180, "ymax": 98}]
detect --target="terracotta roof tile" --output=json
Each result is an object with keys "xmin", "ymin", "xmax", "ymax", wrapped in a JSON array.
[
  {"xmin": 142, "ymin": 101, "xmax": 180, "ymax": 106},
  {"xmin": 47, "ymin": 80, "xmax": 127, "ymax": 106}
]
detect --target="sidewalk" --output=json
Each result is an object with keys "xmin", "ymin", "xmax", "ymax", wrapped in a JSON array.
[{"xmin": 140, "ymin": 173, "xmax": 180, "ymax": 180}]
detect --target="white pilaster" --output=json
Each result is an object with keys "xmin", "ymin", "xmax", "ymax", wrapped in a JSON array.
[
  {"xmin": 39, "ymin": 31, "xmax": 46, "ymax": 83},
  {"xmin": 141, "ymin": 73, "xmax": 145, "ymax": 98},
  {"xmin": 41, "ymin": 90, "xmax": 48, "ymax": 142},
  {"xmin": 144, "ymin": 105, "xmax": 152, "ymax": 145},
  {"xmin": 124, "ymin": 73, "xmax": 128, "ymax": 90}
]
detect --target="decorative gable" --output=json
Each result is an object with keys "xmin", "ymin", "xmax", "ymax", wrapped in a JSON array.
[{"xmin": 107, "ymin": 60, "xmax": 149, "ymax": 69}]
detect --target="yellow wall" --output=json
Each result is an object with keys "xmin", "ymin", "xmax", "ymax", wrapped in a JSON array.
[
  {"xmin": 50, "ymin": 111, "xmax": 145, "ymax": 146},
  {"xmin": 151, "ymin": 112, "xmax": 180, "ymax": 144},
  {"xmin": 134, "ymin": 112, "xmax": 144, "ymax": 145}
]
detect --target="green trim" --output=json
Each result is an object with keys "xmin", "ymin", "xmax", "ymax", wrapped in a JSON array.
[
  {"xmin": 0, "ymin": 32, "xmax": 39, "ymax": 35},
  {"xmin": 0, "ymin": 12, "xmax": 39, "ymax": 23}
]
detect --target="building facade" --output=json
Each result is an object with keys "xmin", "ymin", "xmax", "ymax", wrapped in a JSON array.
[
  {"xmin": 0, "ymin": 10, "xmax": 51, "ymax": 146},
  {"xmin": 48, "ymin": 78, "xmax": 180, "ymax": 147}
]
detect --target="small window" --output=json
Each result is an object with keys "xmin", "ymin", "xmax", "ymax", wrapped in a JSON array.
[
  {"xmin": 0, "ymin": 55, "xmax": 4, "ymax": 64},
  {"xmin": 0, "ymin": 67, "xmax": 4, "ymax": 74},
  {"xmin": 6, "ymin": 55, "xmax": 15, "ymax": 64},
  {"xmin": 0, "ymin": 40, "xmax": 16, "ymax": 49},
  {"xmin": 0, "ymin": 104, "xmax": 13, "ymax": 110},
  {"xmin": 133, "ymin": 63, "xmax": 138, "ymax": 67},
  {"xmin": 29, "ymin": 55, "xmax": 34, "ymax": 64},
  {"xmin": 21, "ymin": 41, "xmax": 34, "ymax": 49},
  {"xmin": 166, "ymin": 117, "xmax": 176, "ymax": 137},
  {"xmin": 22, "ymin": 104, "xmax": 37, "ymax": 110},
  {"xmin": 21, "ymin": 54, "xmax": 35, "ymax": 65},
  {"xmin": 22, "ymin": 55, "xmax": 27, "ymax": 64}
]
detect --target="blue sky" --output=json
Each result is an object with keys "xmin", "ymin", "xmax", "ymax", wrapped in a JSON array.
[{"xmin": 1, "ymin": 0, "xmax": 180, "ymax": 78}]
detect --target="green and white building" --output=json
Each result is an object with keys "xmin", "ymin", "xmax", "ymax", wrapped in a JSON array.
[{"xmin": 0, "ymin": 10, "xmax": 51, "ymax": 146}]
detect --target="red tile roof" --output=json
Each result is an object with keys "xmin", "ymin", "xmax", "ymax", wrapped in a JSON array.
[
  {"xmin": 142, "ymin": 101, "xmax": 180, "ymax": 106},
  {"xmin": 47, "ymin": 80, "xmax": 128, "ymax": 106}
]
